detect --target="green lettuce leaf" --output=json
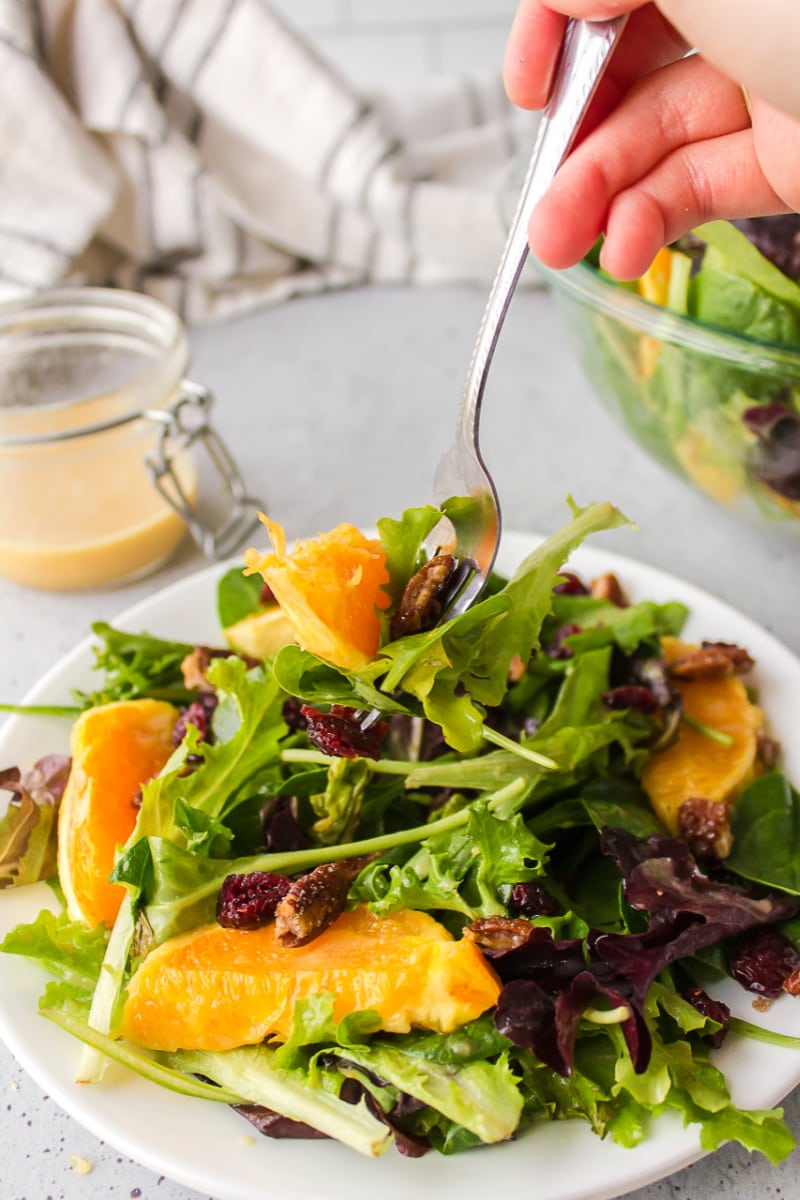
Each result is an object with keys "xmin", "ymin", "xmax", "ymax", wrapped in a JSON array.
[
  {"xmin": 74, "ymin": 622, "xmax": 195, "ymax": 708},
  {"xmin": 376, "ymin": 505, "xmax": 442, "ymax": 606},
  {"xmin": 170, "ymin": 1042, "xmax": 393, "ymax": 1158},
  {"xmin": 132, "ymin": 656, "xmax": 286, "ymax": 842}
]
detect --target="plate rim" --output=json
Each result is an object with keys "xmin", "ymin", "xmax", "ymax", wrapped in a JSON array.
[{"xmin": 1, "ymin": 530, "xmax": 799, "ymax": 1200}]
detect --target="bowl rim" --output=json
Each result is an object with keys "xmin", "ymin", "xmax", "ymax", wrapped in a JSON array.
[{"xmin": 538, "ymin": 258, "xmax": 800, "ymax": 372}]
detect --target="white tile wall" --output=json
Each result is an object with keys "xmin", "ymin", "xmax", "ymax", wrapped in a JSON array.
[{"xmin": 266, "ymin": 0, "xmax": 519, "ymax": 89}]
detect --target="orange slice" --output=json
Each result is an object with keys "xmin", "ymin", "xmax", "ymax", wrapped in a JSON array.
[
  {"xmin": 243, "ymin": 517, "xmax": 390, "ymax": 670},
  {"xmin": 58, "ymin": 699, "xmax": 177, "ymax": 929},
  {"xmin": 223, "ymin": 605, "xmax": 296, "ymax": 659},
  {"xmin": 119, "ymin": 905, "xmax": 501, "ymax": 1052},
  {"xmin": 642, "ymin": 637, "xmax": 762, "ymax": 833}
]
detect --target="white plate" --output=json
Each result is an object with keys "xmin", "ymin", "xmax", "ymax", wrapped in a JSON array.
[{"xmin": 1, "ymin": 532, "xmax": 800, "ymax": 1200}]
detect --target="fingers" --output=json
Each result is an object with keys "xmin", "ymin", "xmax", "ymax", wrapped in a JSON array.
[
  {"xmin": 599, "ymin": 131, "xmax": 788, "ymax": 278},
  {"xmin": 661, "ymin": 0, "xmax": 800, "ymax": 120},
  {"xmin": 750, "ymin": 98, "xmax": 800, "ymax": 213},
  {"xmin": 503, "ymin": 1, "xmax": 567, "ymax": 109},
  {"xmin": 504, "ymin": 2, "xmax": 687, "ymax": 112},
  {"xmin": 528, "ymin": 56, "xmax": 751, "ymax": 269},
  {"xmin": 545, "ymin": 0, "xmax": 649, "ymax": 13}
]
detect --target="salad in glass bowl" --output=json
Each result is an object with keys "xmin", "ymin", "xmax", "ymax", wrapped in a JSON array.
[
  {"xmin": 2, "ymin": 499, "xmax": 800, "ymax": 1166},
  {"xmin": 542, "ymin": 217, "xmax": 800, "ymax": 529}
]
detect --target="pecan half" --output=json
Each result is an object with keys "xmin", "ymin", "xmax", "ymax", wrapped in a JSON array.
[
  {"xmin": 590, "ymin": 572, "xmax": 629, "ymax": 607},
  {"xmin": 668, "ymin": 642, "xmax": 754, "ymax": 681},
  {"xmin": 784, "ymin": 967, "xmax": 800, "ymax": 997},
  {"xmin": 757, "ymin": 729, "xmax": 781, "ymax": 769},
  {"xmin": 390, "ymin": 554, "xmax": 457, "ymax": 640},
  {"xmin": 678, "ymin": 796, "xmax": 733, "ymax": 861},
  {"xmin": 181, "ymin": 645, "xmax": 259, "ymax": 692},
  {"xmin": 274, "ymin": 857, "xmax": 370, "ymax": 948},
  {"xmin": 463, "ymin": 916, "xmax": 533, "ymax": 952}
]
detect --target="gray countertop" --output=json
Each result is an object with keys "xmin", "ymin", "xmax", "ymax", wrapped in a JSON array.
[{"xmin": 1, "ymin": 281, "xmax": 799, "ymax": 1199}]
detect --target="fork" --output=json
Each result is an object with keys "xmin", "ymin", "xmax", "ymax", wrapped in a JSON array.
[{"xmin": 433, "ymin": 15, "xmax": 628, "ymax": 620}]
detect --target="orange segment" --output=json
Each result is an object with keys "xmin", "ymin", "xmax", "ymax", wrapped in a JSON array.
[
  {"xmin": 243, "ymin": 517, "xmax": 390, "ymax": 670},
  {"xmin": 637, "ymin": 246, "xmax": 673, "ymax": 307},
  {"xmin": 119, "ymin": 905, "xmax": 501, "ymax": 1052},
  {"xmin": 642, "ymin": 637, "xmax": 762, "ymax": 833},
  {"xmin": 58, "ymin": 699, "xmax": 177, "ymax": 929}
]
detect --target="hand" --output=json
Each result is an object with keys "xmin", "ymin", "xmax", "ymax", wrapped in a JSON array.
[{"xmin": 505, "ymin": 1, "xmax": 800, "ymax": 278}]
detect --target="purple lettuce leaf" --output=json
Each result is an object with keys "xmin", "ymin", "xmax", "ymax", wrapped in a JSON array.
[{"xmin": 482, "ymin": 827, "xmax": 800, "ymax": 1077}]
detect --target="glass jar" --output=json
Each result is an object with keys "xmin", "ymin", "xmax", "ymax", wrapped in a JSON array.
[{"xmin": 0, "ymin": 288, "xmax": 262, "ymax": 590}]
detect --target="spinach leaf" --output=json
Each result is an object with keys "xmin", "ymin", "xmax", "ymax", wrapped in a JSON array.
[
  {"xmin": 727, "ymin": 772, "xmax": 800, "ymax": 894},
  {"xmin": 217, "ymin": 567, "xmax": 265, "ymax": 628}
]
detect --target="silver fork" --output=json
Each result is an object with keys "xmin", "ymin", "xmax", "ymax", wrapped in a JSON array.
[{"xmin": 433, "ymin": 15, "xmax": 627, "ymax": 619}]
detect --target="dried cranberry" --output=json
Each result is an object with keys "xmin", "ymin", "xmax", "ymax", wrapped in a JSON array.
[
  {"xmin": 172, "ymin": 691, "xmax": 219, "ymax": 748},
  {"xmin": 729, "ymin": 927, "xmax": 800, "ymax": 999},
  {"xmin": 282, "ymin": 696, "xmax": 308, "ymax": 734},
  {"xmin": 601, "ymin": 686, "xmax": 658, "ymax": 714},
  {"xmin": 216, "ymin": 871, "xmax": 292, "ymax": 929},
  {"xmin": 301, "ymin": 705, "xmax": 387, "ymax": 760},
  {"xmin": 260, "ymin": 582, "xmax": 277, "ymax": 606},
  {"xmin": 262, "ymin": 796, "xmax": 309, "ymax": 853},
  {"xmin": 510, "ymin": 882, "xmax": 561, "ymax": 918},
  {"xmin": 684, "ymin": 987, "xmax": 731, "ymax": 1049},
  {"xmin": 545, "ymin": 623, "xmax": 582, "ymax": 660},
  {"xmin": 553, "ymin": 572, "xmax": 588, "ymax": 596}
]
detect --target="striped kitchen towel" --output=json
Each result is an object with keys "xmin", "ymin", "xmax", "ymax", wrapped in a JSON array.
[{"xmin": 0, "ymin": 0, "xmax": 538, "ymax": 323}]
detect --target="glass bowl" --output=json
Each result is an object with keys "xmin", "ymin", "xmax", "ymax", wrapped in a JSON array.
[{"xmin": 541, "ymin": 259, "xmax": 800, "ymax": 529}]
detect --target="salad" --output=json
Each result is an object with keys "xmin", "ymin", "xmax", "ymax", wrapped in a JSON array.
[
  {"xmin": 2, "ymin": 498, "xmax": 800, "ymax": 1165},
  {"xmin": 557, "ymin": 217, "xmax": 800, "ymax": 524}
]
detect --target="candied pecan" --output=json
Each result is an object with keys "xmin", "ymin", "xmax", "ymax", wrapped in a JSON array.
[
  {"xmin": 217, "ymin": 870, "xmax": 292, "ymax": 930},
  {"xmin": 783, "ymin": 967, "xmax": 800, "ymax": 996},
  {"xmin": 678, "ymin": 797, "xmax": 733, "ymax": 861},
  {"xmin": 590, "ymin": 572, "xmax": 629, "ymax": 607},
  {"xmin": 463, "ymin": 916, "xmax": 534, "ymax": 952},
  {"xmin": 729, "ymin": 927, "xmax": 800, "ymax": 999},
  {"xmin": 180, "ymin": 645, "xmax": 259, "ymax": 691},
  {"xmin": 301, "ymin": 704, "xmax": 387, "ymax": 760},
  {"xmin": 390, "ymin": 553, "xmax": 458, "ymax": 640},
  {"xmin": 668, "ymin": 642, "xmax": 755, "ymax": 681},
  {"xmin": 274, "ymin": 857, "xmax": 370, "ymax": 948},
  {"xmin": 757, "ymin": 729, "xmax": 781, "ymax": 769},
  {"xmin": 684, "ymin": 987, "xmax": 731, "ymax": 1049}
]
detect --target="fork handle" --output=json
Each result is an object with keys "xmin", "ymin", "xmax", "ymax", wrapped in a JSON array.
[{"xmin": 455, "ymin": 16, "xmax": 628, "ymax": 460}]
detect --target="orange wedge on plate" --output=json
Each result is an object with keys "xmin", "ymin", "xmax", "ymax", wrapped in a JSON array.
[
  {"xmin": 243, "ymin": 517, "xmax": 390, "ymax": 670},
  {"xmin": 58, "ymin": 698, "xmax": 177, "ymax": 929},
  {"xmin": 119, "ymin": 905, "xmax": 501, "ymax": 1052},
  {"xmin": 642, "ymin": 637, "xmax": 762, "ymax": 833}
]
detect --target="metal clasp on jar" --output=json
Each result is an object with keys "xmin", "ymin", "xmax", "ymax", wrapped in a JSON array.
[{"xmin": 144, "ymin": 380, "xmax": 264, "ymax": 560}]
